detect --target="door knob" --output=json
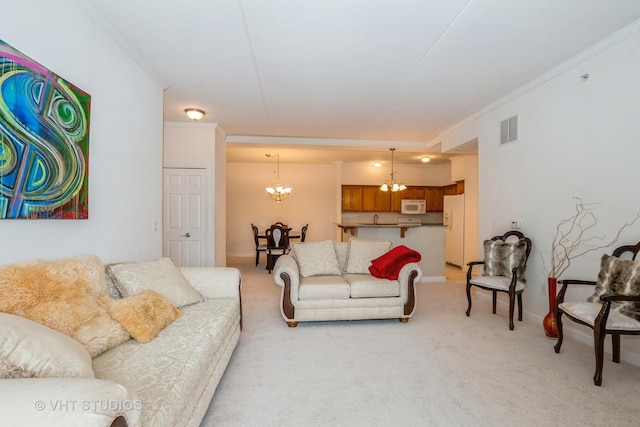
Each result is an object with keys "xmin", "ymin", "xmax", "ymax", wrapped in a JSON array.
[{"xmin": 181, "ymin": 232, "xmax": 191, "ymax": 238}]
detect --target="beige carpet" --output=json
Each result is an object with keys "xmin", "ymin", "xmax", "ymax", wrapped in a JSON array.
[{"xmin": 201, "ymin": 258, "xmax": 640, "ymax": 426}]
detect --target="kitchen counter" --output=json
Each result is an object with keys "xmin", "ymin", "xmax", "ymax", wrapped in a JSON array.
[{"xmin": 335, "ymin": 223, "xmax": 446, "ymax": 282}]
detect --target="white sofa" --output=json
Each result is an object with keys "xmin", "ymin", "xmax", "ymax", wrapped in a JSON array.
[
  {"xmin": 0, "ymin": 256, "xmax": 242, "ymax": 427},
  {"xmin": 273, "ymin": 239, "xmax": 422, "ymax": 327}
]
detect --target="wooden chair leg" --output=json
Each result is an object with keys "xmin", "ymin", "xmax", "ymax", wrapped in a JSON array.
[
  {"xmin": 465, "ymin": 283, "xmax": 473, "ymax": 316},
  {"xmin": 492, "ymin": 291, "xmax": 497, "ymax": 314},
  {"xmin": 517, "ymin": 293, "xmax": 523, "ymax": 321},
  {"xmin": 593, "ymin": 328, "xmax": 605, "ymax": 386},
  {"xmin": 255, "ymin": 251, "xmax": 260, "ymax": 266},
  {"xmin": 612, "ymin": 333, "xmax": 621, "ymax": 363},
  {"xmin": 554, "ymin": 311, "xmax": 564, "ymax": 353},
  {"xmin": 508, "ymin": 290, "xmax": 516, "ymax": 330}
]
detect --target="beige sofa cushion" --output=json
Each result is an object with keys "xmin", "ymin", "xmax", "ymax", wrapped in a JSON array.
[
  {"xmin": 298, "ymin": 276, "xmax": 351, "ymax": 300},
  {"xmin": 345, "ymin": 274, "xmax": 400, "ymax": 298},
  {"xmin": 0, "ymin": 313, "xmax": 95, "ymax": 379},
  {"xmin": 108, "ymin": 257, "xmax": 204, "ymax": 308},
  {"xmin": 345, "ymin": 239, "xmax": 392, "ymax": 274},
  {"xmin": 292, "ymin": 240, "xmax": 341, "ymax": 277}
]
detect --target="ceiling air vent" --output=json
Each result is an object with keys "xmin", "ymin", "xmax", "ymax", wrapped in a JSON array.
[{"xmin": 500, "ymin": 115, "xmax": 519, "ymax": 144}]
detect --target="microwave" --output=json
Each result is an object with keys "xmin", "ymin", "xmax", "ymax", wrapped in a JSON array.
[{"xmin": 401, "ymin": 199, "xmax": 426, "ymax": 214}]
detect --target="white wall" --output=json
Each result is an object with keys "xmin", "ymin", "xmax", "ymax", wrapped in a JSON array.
[
  {"xmin": 227, "ymin": 163, "xmax": 335, "ymax": 257},
  {"xmin": 163, "ymin": 122, "xmax": 226, "ymax": 266},
  {"xmin": 442, "ymin": 27, "xmax": 640, "ymax": 363},
  {"xmin": 1, "ymin": 0, "xmax": 164, "ymax": 264},
  {"xmin": 342, "ymin": 162, "xmax": 451, "ymax": 186}
]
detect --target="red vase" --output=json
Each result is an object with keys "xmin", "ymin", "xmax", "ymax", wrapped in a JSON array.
[{"xmin": 543, "ymin": 277, "xmax": 559, "ymax": 338}]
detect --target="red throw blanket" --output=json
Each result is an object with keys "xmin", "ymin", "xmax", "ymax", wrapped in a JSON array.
[{"xmin": 368, "ymin": 245, "xmax": 422, "ymax": 280}]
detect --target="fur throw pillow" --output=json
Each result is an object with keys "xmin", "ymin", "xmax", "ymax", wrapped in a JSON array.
[
  {"xmin": 0, "ymin": 256, "xmax": 130, "ymax": 357},
  {"xmin": 588, "ymin": 254, "xmax": 640, "ymax": 320},
  {"xmin": 483, "ymin": 239, "xmax": 528, "ymax": 283},
  {"xmin": 109, "ymin": 290, "xmax": 181, "ymax": 343}
]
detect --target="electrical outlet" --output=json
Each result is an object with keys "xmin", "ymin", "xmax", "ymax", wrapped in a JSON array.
[
  {"xmin": 153, "ymin": 220, "xmax": 158, "ymax": 232},
  {"xmin": 511, "ymin": 220, "xmax": 522, "ymax": 229}
]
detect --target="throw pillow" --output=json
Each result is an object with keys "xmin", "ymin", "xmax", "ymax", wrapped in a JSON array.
[
  {"xmin": 107, "ymin": 257, "xmax": 203, "ymax": 308},
  {"xmin": 109, "ymin": 290, "xmax": 181, "ymax": 343},
  {"xmin": 345, "ymin": 239, "xmax": 392, "ymax": 274},
  {"xmin": 483, "ymin": 239, "xmax": 528, "ymax": 283},
  {"xmin": 0, "ymin": 312, "xmax": 95, "ymax": 379},
  {"xmin": 0, "ymin": 256, "xmax": 130, "ymax": 358},
  {"xmin": 293, "ymin": 240, "xmax": 341, "ymax": 277},
  {"xmin": 588, "ymin": 254, "xmax": 640, "ymax": 320}
]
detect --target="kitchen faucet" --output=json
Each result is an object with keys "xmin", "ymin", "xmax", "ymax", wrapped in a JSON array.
[{"xmin": 373, "ymin": 214, "xmax": 378, "ymax": 225}]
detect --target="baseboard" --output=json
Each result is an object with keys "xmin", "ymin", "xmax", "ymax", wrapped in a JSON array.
[{"xmin": 475, "ymin": 290, "xmax": 640, "ymax": 367}]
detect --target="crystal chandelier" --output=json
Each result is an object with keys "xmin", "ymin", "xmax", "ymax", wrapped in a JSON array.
[
  {"xmin": 380, "ymin": 148, "xmax": 406, "ymax": 192},
  {"xmin": 265, "ymin": 154, "xmax": 292, "ymax": 202}
]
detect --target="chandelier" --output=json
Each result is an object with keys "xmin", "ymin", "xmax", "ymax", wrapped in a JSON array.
[
  {"xmin": 265, "ymin": 154, "xmax": 292, "ymax": 202},
  {"xmin": 380, "ymin": 148, "xmax": 406, "ymax": 192}
]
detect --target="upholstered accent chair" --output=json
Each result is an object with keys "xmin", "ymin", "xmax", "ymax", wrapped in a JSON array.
[
  {"xmin": 251, "ymin": 223, "xmax": 268, "ymax": 266},
  {"xmin": 554, "ymin": 241, "xmax": 640, "ymax": 386},
  {"xmin": 465, "ymin": 231, "xmax": 532, "ymax": 330}
]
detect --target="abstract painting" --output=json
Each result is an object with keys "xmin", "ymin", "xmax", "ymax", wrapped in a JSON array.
[{"xmin": 0, "ymin": 39, "xmax": 91, "ymax": 219}]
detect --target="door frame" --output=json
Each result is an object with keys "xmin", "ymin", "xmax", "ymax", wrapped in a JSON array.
[{"xmin": 162, "ymin": 162, "xmax": 214, "ymax": 266}]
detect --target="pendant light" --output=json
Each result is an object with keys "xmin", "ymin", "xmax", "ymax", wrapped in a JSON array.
[
  {"xmin": 380, "ymin": 148, "xmax": 406, "ymax": 192},
  {"xmin": 265, "ymin": 154, "xmax": 292, "ymax": 202}
]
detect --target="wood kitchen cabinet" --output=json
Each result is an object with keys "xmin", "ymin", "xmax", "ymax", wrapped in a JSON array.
[
  {"xmin": 342, "ymin": 182, "xmax": 463, "ymax": 213},
  {"xmin": 341, "ymin": 185, "xmax": 363, "ymax": 211},
  {"xmin": 362, "ymin": 186, "xmax": 391, "ymax": 212}
]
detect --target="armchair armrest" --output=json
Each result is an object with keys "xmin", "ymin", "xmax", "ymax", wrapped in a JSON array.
[
  {"xmin": 466, "ymin": 260, "xmax": 484, "ymax": 282},
  {"xmin": 600, "ymin": 293, "xmax": 640, "ymax": 302},
  {"xmin": 0, "ymin": 378, "xmax": 141, "ymax": 427},
  {"xmin": 556, "ymin": 279, "xmax": 596, "ymax": 305},
  {"xmin": 180, "ymin": 267, "xmax": 241, "ymax": 300}
]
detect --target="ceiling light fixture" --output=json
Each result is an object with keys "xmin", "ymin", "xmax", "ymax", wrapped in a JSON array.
[
  {"xmin": 184, "ymin": 108, "xmax": 205, "ymax": 121},
  {"xmin": 373, "ymin": 161, "xmax": 382, "ymax": 168},
  {"xmin": 265, "ymin": 154, "xmax": 292, "ymax": 202},
  {"xmin": 421, "ymin": 156, "xmax": 430, "ymax": 163},
  {"xmin": 380, "ymin": 148, "xmax": 406, "ymax": 192}
]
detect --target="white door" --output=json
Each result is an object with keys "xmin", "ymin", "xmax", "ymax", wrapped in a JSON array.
[{"xmin": 163, "ymin": 168, "xmax": 210, "ymax": 267}]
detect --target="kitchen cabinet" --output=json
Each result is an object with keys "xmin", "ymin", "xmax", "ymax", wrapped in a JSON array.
[
  {"xmin": 341, "ymin": 185, "xmax": 363, "ymax": 212},
  {"xmin": 362, "ymin": 186, "xmax": 391, "ymax": 212},
  {"xmin": 342, "ymin": 183, "xmax": 462, "ymax": 213}
]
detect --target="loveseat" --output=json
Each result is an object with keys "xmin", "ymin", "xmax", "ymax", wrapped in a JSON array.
[
  {"xmin": 0, "ymin": 255, "xmax": 242, "ymax": 427},
  {"xmin": 273, "ymin": 239, "xmax": 422, "ymax": 327}
]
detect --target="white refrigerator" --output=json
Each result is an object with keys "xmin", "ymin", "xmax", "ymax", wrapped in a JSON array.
[{"xmin": 443, "ymin": 194, "xmax": 465, "ymax": 268}]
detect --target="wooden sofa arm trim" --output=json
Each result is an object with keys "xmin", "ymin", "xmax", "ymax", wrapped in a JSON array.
[
  {"xmin": 280, "ymin": 272, "xmax": 295, "ymax": 320},
  {"xmin": 111, "ymin": 416, "xmax": 128, "ymax": 427},
  {"xmin": 404, "ymin": 270, "xmax": 418, "ymax": 316}
]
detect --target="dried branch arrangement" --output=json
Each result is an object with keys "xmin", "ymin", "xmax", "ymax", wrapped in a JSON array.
[{"xmin": 545, "ymin": 197, "xmax": 640, "ymax": 278}]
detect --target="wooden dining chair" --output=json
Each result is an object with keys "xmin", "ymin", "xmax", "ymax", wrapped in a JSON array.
[
  {"xmin": 300, "ymin": 224, "xmax": 308, "ymax": 243},
  {"xmin": 251, "ymin": 223, "xmax": 268, "ymax": 266},
  {"xmin": 265, "ymin": 224, "xmax": 289, "ymax": 273}
]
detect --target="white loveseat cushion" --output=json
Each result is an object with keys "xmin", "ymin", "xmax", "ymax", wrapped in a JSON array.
[
  {"xmin": 292, "ymin": 240, "xmax": 341, "ymax": 277},
  {"xmin": 345, "ymin": 274, "xmax": 400, "ymax": 298},
  {"xmin": 559, "ymin": 301, "xmax": 640, "ymax": 331},
  {"xmin": 345, "ymin": 239, "xmax": 392, "ymax": 274},
  {"xmin": 298, "ymin": 276, "xmax": 351, "ymax": 300}
]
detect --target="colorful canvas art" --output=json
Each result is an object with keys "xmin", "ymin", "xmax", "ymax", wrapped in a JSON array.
[{"xmin": 0, "ymin": 39, "xmax": 91, "ymax": 219}]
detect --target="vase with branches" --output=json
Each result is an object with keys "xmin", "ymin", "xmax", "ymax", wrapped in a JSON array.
[{"xmin": 542, "ymin": 197, "xmax": 640, "ymax": 338}]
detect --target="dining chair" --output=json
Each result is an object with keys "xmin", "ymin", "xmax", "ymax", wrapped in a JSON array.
[
  {"xmin": 251, "ymin": 223, "xmax": 268, "ymax": 266},
  {"xmin": 465, "ymin": 230, "xmax": 532, "ymax": 330},
  {"xmin": 300, "ymin": 224, "xmax": 308, "ymax": 243},
  {"xmin": 265, "ymin": 224, "xmax": 289, "ymax": 273}
]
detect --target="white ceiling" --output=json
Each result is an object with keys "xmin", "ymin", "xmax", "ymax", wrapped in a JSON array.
[{"xmin": 81, "ymin": 0, "xmax": 640, "ymax": 164}]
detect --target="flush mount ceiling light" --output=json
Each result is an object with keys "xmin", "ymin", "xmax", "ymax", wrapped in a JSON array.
[
  {"xmin": 265, "ymin": 154, "xmax": 292, "ymax": 202},
  {"xmin": 421, "ymin": 156, "xmax": 430, "ymax": 163},
  {"xmin": 380, "ymin": 148, "xmax": 406, "ymax": 192},
  {"xmin": 373, "ymin": 161, "xmax": 382, "ymax": 168},
  {"xmin": 184, "ymin": 108, "xmax": 205, "ymax": 121}
]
